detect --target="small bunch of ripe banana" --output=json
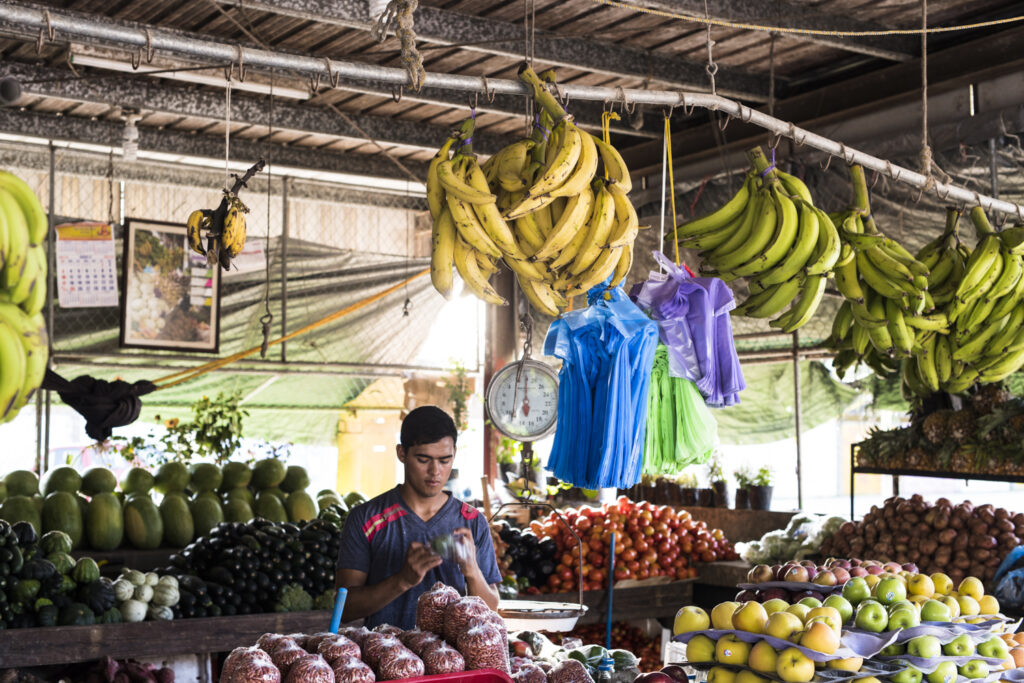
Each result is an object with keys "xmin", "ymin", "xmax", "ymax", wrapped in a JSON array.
[
  {"xmin": 186, "ymin": 191, "xmax": 248, "ymax": 271},
  {"xmin": 0, "ymin": 170, "xmax": 49, "ymax": 424},
  {"xmin": 674, "ymin": 146, "xmax": 841, "ymax": 332},
  {"xmin": 427, "ymin": 66, "xmax": 639, "ymax": 317}
]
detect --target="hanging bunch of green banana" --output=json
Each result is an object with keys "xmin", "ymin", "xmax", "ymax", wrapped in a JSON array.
[
  {"xmin": 427, "ymin": 66, "xmax": 640, "ymax": 317},
  {"xmin": 0, "ymin": 170, "xmax": 49, "ymax": 424},
  {"xmin": 674, "ymin": 145, "xmax": 841, "ymax": 332},
  {"xmin": 185, "ymin": 159, "xmax": 265, "ymax": 271}
]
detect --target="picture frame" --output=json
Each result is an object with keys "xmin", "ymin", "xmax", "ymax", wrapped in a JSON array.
[{"xmin": 119, "ymin": 217, "xmax": 221, "ymax": 353}]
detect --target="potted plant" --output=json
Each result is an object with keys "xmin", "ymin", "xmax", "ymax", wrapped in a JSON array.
[
  {"xmin": 733, "ymin": 466, "xmax": 752, "ymax": 509},
  {"xmin": 749, "ymin": 466, "xmax": 774, "ymax": 510},
  {"xmin": 708, "ymin": 455, "xmax": 729, "ymax": 508},
  {"xmin": 677, "ymin": 471, "xmax": 698, "ymax": 507}
]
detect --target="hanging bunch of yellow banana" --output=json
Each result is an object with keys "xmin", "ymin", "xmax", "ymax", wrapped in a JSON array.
[
  {"xmin": 186, "ymin": 159, "xmax": 265, "ymax": 271},
  {"xmin": 427, "ymin": 66, "xmax": 640, "ymax": 316},
  {"xmin": 674, "ymin": 146, "xmax": 841, "ymax": 332}
]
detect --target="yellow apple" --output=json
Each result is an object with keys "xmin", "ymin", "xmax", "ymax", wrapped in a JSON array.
[
  {"xmin": 777, "ymin": 646, "xmax": 816, "ymax": 683},
  {"xmin": 978, "ymin": 595, "xmax": 1000, "ymax": 616},
  {"xmin": 855, "ymin": 677, "xmax": 881, "ymax": 683},
  {"xmin": 763, "ymin": 598, "xmax": 790, "ymax": 616},
  {"xmin": 735, "ymin": 672, "xmax": 769, "ymax": 683},
  {"xmin": 675, "ymin": 605, "xmax": 711, "ymax": 635},
  {"xmin": 708, "ymin": 667, "xmax": 737, "ymax": 683},
  {"xmin": 686, "ymin": 634, "xmax": 716, "ymax": 662},
  {"xmin": 807, "ymin": 607, "xmax": 843, "ymax": 635},
  {"xmin": 957, "ymin": 594, "xmax": 981, "ymax": 617},
  {"xmin": 864, "ymin": 574, "xmax": 881, "ymax": 590},
  {"xmin": 828, "ymin": 657, "xmax": 865, "ymax": 672},
  {"xmin": 712, "ymin": 601, "xmax": 741, "ymax": 630},
  {"xmin": 749, "ymin": 640, "xmax": 779, "ymax": 674},
  {"xmin": 941, "ymin": 595, "xmax": 961, "ymax": 619},
  {"xmin": 800, "ymin": 620, "xmax": 841, "ymax": 655},
  {"xmin": 930, "ymin": 572, "xmax": 953, "ymax": 596},
  {"xmin": 908, "ymin": 595, "xmax": 930, "ymax": 607},
  {"xmin": 766, "ymin": 611, "xmax": 805, "ymax": 642},
  {"xmin": 733, "ymin": 601, "xmax": 769, "ymax": 634},
  {"xmin": 786, "ymin": 604, "xmax": 811, "ymax": 622},
  {"xmin": 717, "ymin": 635, "xmax": 752, "ymax": 666},
  {"xmin": 907, "ymin": 574, "xmax": 935, "ymax": 598},
  {"xmin": 958, "ymin": 577, "xmax": 984, "ymax": 601}
]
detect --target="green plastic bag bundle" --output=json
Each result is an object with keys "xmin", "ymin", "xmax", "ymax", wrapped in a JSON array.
[{"xmin": 643, "ymin": 344, "xmax": 718, "ymax": 475}]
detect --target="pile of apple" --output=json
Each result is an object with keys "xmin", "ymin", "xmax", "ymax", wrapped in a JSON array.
[
  {"xmin": 739, "ymin": 558, "xmax": 886, "ymax": 603},
  {"xmin": 529, "ymin": 497, "xmax": 738, "ymax": 593},
  {"xmin": 820, "ymin": 495, "xmax": 1024, "ymax": 586}
]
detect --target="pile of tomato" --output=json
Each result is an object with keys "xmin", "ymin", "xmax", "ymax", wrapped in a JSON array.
[{"xmin": 529, "ymin": 496, "xmax": 738, "ymax": 593}]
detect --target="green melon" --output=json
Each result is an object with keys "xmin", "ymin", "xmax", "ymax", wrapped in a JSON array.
[
  {"xmin": 85, "ymin": 493, "xmax": 123, "ymax": 551},
  {"xmin": 41, "ymin": 492, "xmax": 83, "ymax": 548},
  {"xmin": 31, "ymin": 495, "xmax": 43, "ymax": 515},
  {"xmin": 316, "ymin": 489, "xmax": 336, "ymax": 498},
  {"xmin": 193, "ymin": 491, "xmax": 220, "ymax": 506},
  {"xmin": 253, "ymin": 492, "xmax": 288, "ymax": 523},
  {"xmin": 5, "ymin": 470, "xmax": 39, "ymax": 497},
  {"xmin": 223, "ymin": 498, "xmax": 253, "ymax": 523},
  {"xmin": 1, "ymin": 495, "xmax": 42, "ymax": 534},
  {"xmin": 344, "ymin": 491, "xmax": 367, "ymax": 508},
  {"xmin": 123, "ymin": 496, "xmax": 163, "ymax": 549},
  {"xmin": 0, "ymin": 482, "xmax": 6, "ymax": 504},
  {"xmin": 280, "ymin": 466, "xmax": 310, "ymax": 494},
  {"xmin": 263, "ymin": 487, "xmax": 286, "ymax": 504},
  {"xmin": 189, "ymin": 463, "xmax": 222, "ymax": 493},
  {"xmin": 43, "ymin": 467, "xmax": 82, "ymax": 495},
  {"xmin": 224, "ymin": 487, "xmax": 255, "ymax": 507},
  {"xmin": 159, "ymin": 495, "xmax": 194, "ymax": 547},
  {"xmin": 153, "ymin": 462, "xmax": 190, "ymax": 494},
  {"xmin": 121, "ymin": 467, "xmax": 155, "ymax": 496},
  {"xmin": 75, "ymin": 494, "xmax": 89, "ymax": 518},
  {"xmin": 251, "ymin": 458, "xmax": 286, "ymax": 489},
  {"xmin": 220, "ymin": 462, "xmax": 252, "ymax": 490},
  {"xmin": 317, "ymin": 494, "xmax": 343, "ymax": 510},
  {"xmin": 80, "ymin": 468, "xmax": 117, "ymax": 495},
  {"xmin": 189, "ymin": 496, "xmax": 224, "ymax": 539},
  {"xmin": 285, "ymin": 491, "xmax": 317, "ymax": 522}
]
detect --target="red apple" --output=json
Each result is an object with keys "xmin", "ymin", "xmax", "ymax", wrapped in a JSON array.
[
  {"xmin": 748, "ymin": 564, "xmax": 775, "ymax": 583},
  {"xmin": 883, "ymin": 562, "xmax": 902, "ymax": 573},
  {"xmin": 759, "ymin": 588, "xmax": 788, "ymax": 602},
  {"xmin": 784, "ymin": 566, "xmax": 810, "ymax": 583},
  {"xmin": 813, "ymin": 570, "xmax": 838, "ymax": 587},
  {"xmin": 832, "ymin": 567, "xmax": 851, "ymax": 584},
  {"xmin": 849, "ymin": 567, "xmax": 868, "ymax": 578},
  {"xmin": 901, "ymin": 563, "xmax": 919, "ymax": 574},
  {"xmin": 850, "ymin": 559, "xmax": 863, "ymax": 567},
  {"xmin": 772, "ymin": 565, "xmax": 788, "ymax": 581},
  {"xmin": 800, "ymin": 560, "xmax": 817, "ymax": 569},
  {"xmin": 804, "ymin": 565, "xmax": 818, "ymax": 581},
  {"xmin": 735, "ymin": 589, "xmax": 759, "ymax": 602},
  {"xmin": 866, "ymin": 565, "xmax": 884, "ymax": 575}
]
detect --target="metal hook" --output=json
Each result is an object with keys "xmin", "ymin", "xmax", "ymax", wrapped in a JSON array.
[
  {"xmin": 819, "ymin": 154, "xmax": 833, "ymax": 172},
  {"xmin": 130, "ymin": 50, "xmax": 141, "ymax": 70},
  {"xmin": 768, "ymin": 131, "xmax": 782, "ymax": 150},
  {"xmin": 717, "ymin": 113, "xmax": 731, "ymax": 131},
  {"xmin": 912, "ymin": 183, "xmax": 927, "ymax": 203},
  {"xmin": 35, "ymin": 28, "xmax": 44, "ymax": 55},
  {"xmin": 480, "ymin": 76, "xmax": 495, "ymax": 103},
  {"xmin": 235, "ymin": 46, "xmax": 246, "ymax": 82},
  {"xmin": 392, "ymin": 85, "xmax": 403, "ymax": 103},
  {"xmin": 323, "ymin": 57, "xmax": 340, "ymax": 88},
  {"xmin": 144, "ymin": 28, "xmax": 154, "ymax": 63},
  {"xmin": 43, "ymin": 10, "xmax": 55, "ymax": 41},
  {"xmin": 870, "ymin": 170, "xmax": 881, "ymax": 190},
  {"xmin": 469, "ymin": 91, "xmax": 479, "ymax": 111},
  {"xmin": 309, "ymin": 71, "xmax": 321, "ymax": 92}
]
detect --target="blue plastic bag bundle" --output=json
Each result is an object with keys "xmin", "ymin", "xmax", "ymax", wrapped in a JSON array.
[
  {"xmin": 543, "ymin": 282, "xmax": 659, "ymax": 490},
  {"xmin": 643, "ymin": 343, "xmax": 719, "ymax": 475},
  {"xmin": 630, "ymin": 252, "xmax": 745, "ymax": 407},
  {"xmin": 992, "ymin": 545, "xmax": 1024, "ymax": 609}
]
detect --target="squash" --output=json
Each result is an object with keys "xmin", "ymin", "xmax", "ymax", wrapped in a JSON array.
[
  {"xmin": 72, "ymin": 557, "xmax": 100, "ymax": 584},
  {"xmin": 152, "ymin": 583, "xmax": 179, "ymax": 607},
  {"xmin": 112, "ymin": 578, "xmax": 134, "ymax": 602},
  {"xmin": 119, "ymin": 599, "xmax": 147, "ymax": 623},
  {"xmin": 147, "ymin": 604, "xmax": 173, "ymax": 621},
  {"xmin": 144, "ymin": 572, "xmax": 159, "ymax": 587},
  {"xmin": 157, "ymin": 575, "xmax": 178, "ymax": 590},
  {"xmin": 122, "ymin": 568, "xmax": 145, "ymax": 586},
  {"xmin": 133, "ymin": 584, "xmax": 153, "ymax": 603}
]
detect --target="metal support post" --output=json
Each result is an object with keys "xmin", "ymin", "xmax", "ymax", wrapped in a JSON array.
[
  {"xmin": 280, "ymin": 176, "xmax": 289, "ymax": 362},
  {"xmin": 44, "ymin": 141, "xmax": 55, "ymax": 471},
  {"xmin": 793, "ymin": 332, "xmax": 803, "ymax": 510}
]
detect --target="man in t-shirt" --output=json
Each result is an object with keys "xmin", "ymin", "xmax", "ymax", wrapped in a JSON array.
[{"xmin": 335, "ymin": 405, "xmax": 502, "ymax": 629}]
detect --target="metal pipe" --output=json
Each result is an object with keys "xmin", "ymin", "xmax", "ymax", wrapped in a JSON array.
[
  {"xmin": 44, "ymin": 141, "xmax": 54, "ymax": 472},
  {"xmin": 793, "ymin": 332, "xmax": 803, "ymax": 510},
  {"xmin": 280, "ymin": 176, "xmax": 289, "ymax": 363},
  {"xmin": 2, "ymin": 3, "xmax": 1021, "ymax": 218},
  {"xmin": 50, "ymin": 353, "xmax": 464, "ymax": 375}
]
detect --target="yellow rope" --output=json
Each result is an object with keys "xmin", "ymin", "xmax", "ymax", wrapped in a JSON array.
[
  {"xmin": 152, "ymin": 268, "xmax": 430, "ymax": 390},
  {"xmin": 587, "ymin": 0, "xmax": 1024, "ymax": 37},
  {"xmin": 665, "ymin": 115, "xmax": 680, "ymax": 266}
]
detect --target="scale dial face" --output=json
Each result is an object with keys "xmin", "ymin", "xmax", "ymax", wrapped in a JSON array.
[{"xmin": 485, "ymin": 359, "xmax": 559, "ymax": 441}]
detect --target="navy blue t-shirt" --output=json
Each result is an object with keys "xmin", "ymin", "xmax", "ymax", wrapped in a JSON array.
[{"xmin": 336, "ymin": 486, "xmax": 502, "ymax": 630}]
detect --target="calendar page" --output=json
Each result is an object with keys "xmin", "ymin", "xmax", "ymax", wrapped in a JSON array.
[{"xmin": 55, "ymin": 221, "xmax": 118, "ymax": 308}]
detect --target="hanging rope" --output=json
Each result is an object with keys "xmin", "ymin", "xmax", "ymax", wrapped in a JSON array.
[
  {"xmin": 372, "ymin": 0, "xmax": 426, "ymax": 91},
  {"xmin": 224, "ymin": 76, "xmax": 231, "ymax": 187},
  {"xmin": 659, "ymin": 113, "xmax": 668, "ymax": 274},
  {"xmin": 152, "ymin": 268, "xmax": 430, "ymax": 390},
  {"xmin": 665, "ymin": 115, "xmax": 680, "ymax": 266},
  {"xmin": 919, "ymin": 0, "xmax": 934, "ymax": 183},
  {"xmin": 768, "ymin": 33, "xmax": 776, "ymax": 118}
]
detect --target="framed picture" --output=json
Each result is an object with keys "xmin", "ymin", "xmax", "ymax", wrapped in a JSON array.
[{"xmin": 120, "ymin": 218, "xmax": 220, "ymax": 353}]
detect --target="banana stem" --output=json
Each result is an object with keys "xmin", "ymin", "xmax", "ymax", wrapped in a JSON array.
[
  {"xmin": 746, "ymin": 146, "xmax": 778, "ymax": 185},
  {"xmin": 848, "ymin": 164, "xmax": 880, "ymax": 233},
  {"xmin": 457, "ymin": 116, "xmax": 477, "ymax": 156},
  {"xmin": 944, "ymin": 207, "xmax": 961, "ymax": 237},
  {"xmin": 970, "ymin": 206, "xmax": 996, "ymax": 236},
  {"xmin": 518, "ymin": 64, "xmax": 568, "ymax": 121}
]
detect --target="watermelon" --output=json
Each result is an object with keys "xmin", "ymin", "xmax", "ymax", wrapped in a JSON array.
[
  {"xmin": 280, "ymin": 466, "xmax": 310, "ymax": 493},
  {"xmin": 153, "ymin": 462, "xmax": 189, "ymax": 494},
  {"xmin": 0, "ymin": 495, "xmax": 42, "ymax": 535},
  {"xmin": 262, "ymin": 487, "xmax": 286, "ymax": 504},
  {"xmin": 224, "ymin": 487, "xmax": 255, "ymax": 508},
  {"xmin": 121, "ymin": 467, "xmax": 155, "ymax": 496},
  {"xmin": 285, "ymin": 491, "xmax": 317, "ymax": 522},
  {"xmin": 253, "ymin": 492, "xmax": 287, "ymax": 523},
  {"xmin": 189, "ymin": 496, "xmax": 224, "ymax": 538},
  {"xmin": 41, "ymin": 491, "xmax": 84, "ymax": 548},
  {"xmin": 251, "ymin": 458, "xmax": 286, "ymax": 489},
  {"xmin": 223, "ymin": 498, "xmax": 253, "ymax": 523},
  {"xmin": 81, "ymin": 468, "xmax": 117, "ymax": 495},
  {"xmin": 189, "ymin": 463, "xmax": 222, "ymax": 493},
  {"xmin": 123, "ymin": 496, "xmax": 163, "ymax": 549},
  {"xmin": 4, "ymin": 470, "xmax": 39, "ymax": 497},
  {"xmin": 220, "ymin": 461, "xmax": 252, "ymax": 490},
  {"xmin": 42, "ymin": 467, "xmax": 82, "ymax": 495},
  {"xmin": 159, "ymin": 495, "xmax": 194, "ymax": 547},
  {"xmin": 86, "ymin": 492, "xmax": 124, "ymax": 550}
]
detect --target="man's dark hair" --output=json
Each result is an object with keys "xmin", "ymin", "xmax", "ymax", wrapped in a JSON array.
[{"xmin": 400, "ymin": 406, "xmax": 458, "ymax": 449}]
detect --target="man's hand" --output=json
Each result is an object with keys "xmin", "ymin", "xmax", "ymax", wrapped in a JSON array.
[
  {"xmin": 398, "ymin": 541, "xmax": 443, "ymax": 590},
  {"xmin": 452, "ymin": 528, "xmax": 480, "ymax": 575}
]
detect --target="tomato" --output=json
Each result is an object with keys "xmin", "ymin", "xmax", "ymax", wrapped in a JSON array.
[
  {"xmin": 547, "ymin": 574, "xmax": 561, "ymax": 588},
  {"xmin": 575, "ymin": 517, "xmax": 591, "ymax": 531},
  {"xmin": 642, "ymin": 550, "xmax": 658, "ymax": 564},
  {"xmin": 659, "ymin": 555, "xmax": 674, "ymax": 569},
  {"xmin": 589, "ymin": 538, "xmax": 603, "ymax": 553},
  {"xmin": 642, "ymin": 526, "xmax": 655, "ymax": 538},
  {"xmin": 701, "ymin": 550, "xmax": 715, "ymax": 563},
  {"xmin": 587, "ymin": 551, "xmax": 603, "ymax": 566},
  {"xmin": 589, "ymin": 569, "xmax": 605, "ymax": 583},
  {"xmin": 637, "ymin": 568, "xmax": 650, "ymax": 580},
  {"xmin": 633, "ymin": 539, "xmax": 649, "ymax": 553},
  {"xmin": 620, "ymin": 548, "xmax": 637, "ymax": 562},
  {"xmin": 561, "ymin": 553, "xmax": 574, "ymax": 567},
  {"xmin": 658, "ymin": 540, "xmax": 672, "ymax": 554},
  {"xmin": 559, "ymin": 566, "xmax": 574, "ymax": 581},
  {"xmin": 614, "ymin": 567, "xmax": 629, "ymax": 581},
  {"xmin": 618, "ymin": 534, "xmax": 633, "ymax": 549},
  {"xmin": 627, "ymin": 560, "xmax": 640, "ymax": 572},
  {"xmin": 712, "ymin": 528, "xmax": 724, "ymax": 541}
]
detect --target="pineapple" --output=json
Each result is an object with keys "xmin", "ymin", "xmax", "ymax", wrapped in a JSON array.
[
  {"xmin": 951, "ymin": 446, "xmax": 972, "ymax": 473},
  {"xmin": 921, "ymin": 410, "xmax": 952, "ymax": 445},
  {"xmin": 904, "ymin": 447, "xmax": 928, "ymax": 469},
  {"xmin": 948, "ymin": 409, "xmax": 977, "ymax": 445},
  {"xmin": 972, "ymin": 383, "xmax": 1012, "ymax": 415}
]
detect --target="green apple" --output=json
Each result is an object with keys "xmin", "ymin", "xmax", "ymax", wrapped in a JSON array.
[
  {"xmin": 776, "ymin": 646, "xmax": 815, "ymax": 683},
  {"xmin": 887, "ymin": 607, "xmax": 921, "ymax": 630},
  {"xmin": 943, "ymin": 634, "xmax": 975, "ymax": 657},
  {"xmin": 842, "ymin": 577, "xmax": 871, "ymax": 605},
  {"xmin": 674, "ymin": 605, "xmax": 711, "ymax": 635},
  {"xmin": 716, "ymin": 635, "xmax": 752, "ymax": 665},
  {"xmin": 798, "ymin": 597, "xmax": 822, "ymax": 609},
  {"xmin": 749, "ymin": 640, "xmax": 779, "ymax": 674},
  {"xmin": 824, "ymin": 595, "xmax": 854, "ymax": 624},
  {"xmin": 881, "ymin": 643, "xmax": 906, "ymax": 656},
  {"xmin": 889, "ymin": 667, "xmax": 923, "ymax": 683},
  {"xmin": 785, "ymin": 604, "xmax": 811, "ymax": 622},
  {"xmin": 977, "ymin": 636, "xmax": 1010, "ymax": 660},
  {"xmin": 958, "ymin": 660, "xmax": 990, "ymax": 680},
  {"xmin": 874, "ymin": 576, "xmax": 908, "ymax": 606},
  {"xmin": 925, "ymin": 661, "xmax": 957, "ymax": 683},
  {"xmin": 920, "ymin": 599, "xmax": 953, "ymax": 623},
  {"xmin": 887, "ymin": 600, "xmax": 915, "ymax": 615},
  {"xmin": 906, "ymin": 636, "xmax": 942, "ymax": 659},
  {"xmin": 854, "ymin": 601, "xmax": 888, "ymax": 633},
  {"xmin": 686, "ymin": 634, "xmax": 716, "ymax": 662},
  {"xmin": 763, "ymin": 598, "xmax": 790, "ymax": 616}
]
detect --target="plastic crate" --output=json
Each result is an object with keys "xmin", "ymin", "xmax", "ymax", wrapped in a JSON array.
[{"xmin": 403, "ymin": 669, "xmax": 514, "ymax": 683}]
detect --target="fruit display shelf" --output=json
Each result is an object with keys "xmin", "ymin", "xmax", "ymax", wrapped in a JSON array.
[
  {"xmin": 532, "ymin": 576, "xmax": 696, "ymax": 624},
  {"xmin": 0, "ymin": 610, "xmax": 333, "ymax": 668}
]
